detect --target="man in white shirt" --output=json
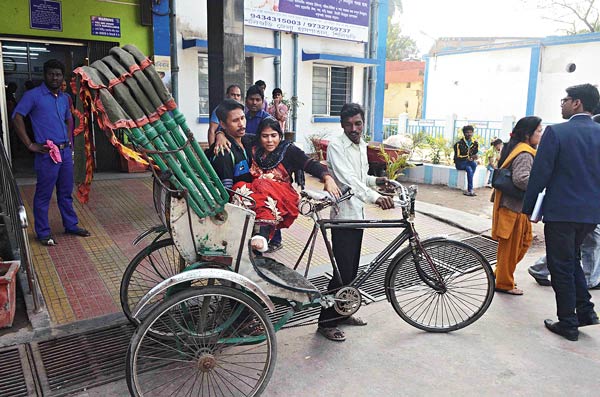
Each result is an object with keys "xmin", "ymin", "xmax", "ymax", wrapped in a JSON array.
[{"xmin": 317, "ymin": 103, "xmax": 394, "ymax": 342}]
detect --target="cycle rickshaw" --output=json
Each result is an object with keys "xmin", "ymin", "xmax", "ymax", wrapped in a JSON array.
[{"xmin": 73, "ymin": 45, "xmax": 495, "ymax": 397}]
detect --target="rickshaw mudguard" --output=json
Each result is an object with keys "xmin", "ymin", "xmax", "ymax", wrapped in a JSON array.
[{"xmin": 132, "ymin": 268, "xmax": 276, "ymax": 320}]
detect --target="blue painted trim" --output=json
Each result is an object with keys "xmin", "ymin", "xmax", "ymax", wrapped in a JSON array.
[
  {"xmin": 301, "ymin": 50, "xmax": 378, "ymax": 65},
  {"xmin": 183, "ymin": 39, "xmax": 208, "ymax": 49},
  {"xmin": 449, "ymin": 168, "xmax": 458, "ymax": 188},
  {"xmin": 182, "ymin": 39, "xmax": 281, "ymax": 57},
  {"xmin": 245, "ymin": 45, "xmax": 281, "ymax": 57},
  {"xmin": 433, "ymin": 32, "xmax": 600, "ymax": 57},
  {"xmin": 312, "ymin": 116, "xmax": 339, "ymax": 123},
  {"xmin": 434, "ymin": 42, "xmax": 537, "ymax": 56},
  {"xmin": 152, "ymin": 1, "xmax": 170, "ymax": 56},
  {"xmin": 373, "ymin": 0, "xmax": 388, "ymax": 142},
  {"xmin": 197, "ymin": 116, "xmax": 210, "ymax": 124},
  {"xmin": 526, "ymin": 45, "xmax": 541, "ymax": 116},
  {"xmin": 424, "ymin": 165, "xmax": 433, "ymax": 184},
  {"xmin": 422, "ymin": 57, "xmax": 430, "ymax": 119}
]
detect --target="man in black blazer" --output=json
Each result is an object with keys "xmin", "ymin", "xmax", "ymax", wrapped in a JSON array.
[{"xmin": 523, "ymin": 84, "xmax": 600, "ymax": 341}]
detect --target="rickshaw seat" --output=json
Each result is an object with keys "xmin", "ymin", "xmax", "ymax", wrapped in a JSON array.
[{"xmin": 252, "ymin": 256, "xmax": 320, "ymax": 294}]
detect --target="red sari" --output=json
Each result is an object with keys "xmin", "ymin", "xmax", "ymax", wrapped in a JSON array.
[{"xmin": 232, "ymin": 157, "xmax": 299, "ymax": 233}]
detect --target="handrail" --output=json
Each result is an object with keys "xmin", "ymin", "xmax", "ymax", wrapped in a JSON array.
[{"xmin": 0, "ymin": 140, "xmax": 43, "ymax": 312}]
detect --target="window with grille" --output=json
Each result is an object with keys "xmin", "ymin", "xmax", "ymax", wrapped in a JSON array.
[
  {"xmin": 198, "ymin": 53, "xmax": 209, "ymax": 115},
  {"xmin": 245, "ymin": 57, "xmax": 253, "ymax": 94},
  {"xmin": 312, "ymin": 65, "xmax": 352, "ymax": 116}
]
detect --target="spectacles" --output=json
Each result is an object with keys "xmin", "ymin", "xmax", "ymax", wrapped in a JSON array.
[{"xmin": 560, "ymin": 97, "xmax": 573, "ymax": 106}]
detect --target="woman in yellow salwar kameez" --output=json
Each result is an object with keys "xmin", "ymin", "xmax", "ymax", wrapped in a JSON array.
[{"xmin": 492, "ymin": 116, "xmax": 543, "ymax": 295}]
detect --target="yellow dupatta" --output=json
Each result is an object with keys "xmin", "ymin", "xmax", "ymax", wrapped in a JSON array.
[{"xmin": 491, "ymin": 142, "xmax": 537, "ymax": 240}]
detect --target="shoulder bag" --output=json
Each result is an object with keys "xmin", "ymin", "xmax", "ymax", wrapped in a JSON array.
[{"xmin": 491, "ymin": 168, "xmax": 525, "ymax": 199}]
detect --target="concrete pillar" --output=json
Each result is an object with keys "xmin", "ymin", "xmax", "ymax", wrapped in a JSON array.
[
  {"xmin": 207, "ymin": 0, "xmax": 245, "ymax": 115},
  {"xmin": 500, "ymin": 115, "xmax": 515, "ymax": 141},
  {"xmin": 444, "ymin": 114, "xmax": 457, "ymax": 142},
  {"xmin": 398, "ymin": 113, "xmax": 408, "ymax": 134}
]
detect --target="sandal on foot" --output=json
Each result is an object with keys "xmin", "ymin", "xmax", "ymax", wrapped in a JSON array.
[
  {"xmin": 340, "ymin": 315, "xmax": 368, "ymax": 326},
  {"xmin": 495, "ymin": 287, "xmax": 523, "ymax": 295},
  {"xmin": 65, "ymin": 227, "xmax": 91, "ymax": 237},
  {"xmin": 39, "ymin": 236, "xmax": 57, "ymax": 246},
  {"xmin": 317, "ymin": 326, "xmax": 346, "ymax": 341}
]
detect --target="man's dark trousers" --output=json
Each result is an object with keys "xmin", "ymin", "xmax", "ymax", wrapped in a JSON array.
[
  {"xmin": 545, "ymin": 222, "xmax": 596, "ymax": 328},
  {"xmin": 33, "ymin": 148, "xmax": 79, "ymax": 239},
  {"xmin": 318, "ymin": 228, "xmax": 363, "ymax": 326}
]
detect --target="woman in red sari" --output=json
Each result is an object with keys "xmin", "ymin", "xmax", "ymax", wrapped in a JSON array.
[{"xmin": 232, "ymin": 117, "xmax": 340, "ymax": 251}]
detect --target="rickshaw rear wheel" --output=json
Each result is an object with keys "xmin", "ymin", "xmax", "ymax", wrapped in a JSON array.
[
  {"xmin": 126, "ymin": 285, "xmax": 277, "ymax": 397},
  {"xmin": 120, "ymin": 238, "xmax": 184, "ymax": 326}
]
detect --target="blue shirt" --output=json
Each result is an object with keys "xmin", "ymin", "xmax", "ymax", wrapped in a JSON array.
[
  {"xmin": 245, "ymin": 109, "xmax": 270, "ymax": 137},
  {"xmin": 210, "ymin": 108, "xmax": 219, "ymax": 124},
  {"xmin": 13, "ymin": 83, "xmax": 71, "ymax": 144}
]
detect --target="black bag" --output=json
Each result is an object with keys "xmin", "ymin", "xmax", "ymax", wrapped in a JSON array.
[{"xmin": 491, "ymin": 168, "xmax": 525, "ymax": 199}]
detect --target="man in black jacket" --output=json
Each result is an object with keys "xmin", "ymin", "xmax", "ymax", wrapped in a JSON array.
[{"xmin": 453, "ymin": 125, "xmax": 479, "ymax": 196}]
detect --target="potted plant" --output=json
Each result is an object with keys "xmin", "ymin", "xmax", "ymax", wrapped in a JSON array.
[
  {"xmin": 0, "ymin": 260, "xmax": 20, "ymax": 328},
  {"xmin": 377, "ymin": 145, "xmax": 413, "ymax": 195}
]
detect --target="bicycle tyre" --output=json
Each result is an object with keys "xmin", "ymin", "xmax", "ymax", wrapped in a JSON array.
[
  {"xmin": 120, "ymin": 238, "xmax": 184, "ymax": 325},
  {"xmin": 126, "ymin": 286, "xmax": 277, "ymax": 397},
  {"xmin": 386, "ymin": 238, "xmax": 494, "ymax": 332}
]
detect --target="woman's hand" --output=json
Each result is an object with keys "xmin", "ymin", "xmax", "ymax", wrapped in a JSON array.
[
  {"xmin": 213, "ymin": 132, "xmax": 232, "ymax": 156},
  {"xmin": 323, "ymin": 175, "xmax": 341, "ymax": 199}
]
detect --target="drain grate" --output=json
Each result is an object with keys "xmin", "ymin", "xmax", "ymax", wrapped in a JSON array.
[
  {"xmin": 32, "ymin": 323, "xmax": 135, "ymax": 396},
  {"xmin": 461, "ymin": 235, "xmax": 498, "ymax": 265},
  {"xmin": 0, "ymin": 346, "xmax": 38, "ymax": 397}
]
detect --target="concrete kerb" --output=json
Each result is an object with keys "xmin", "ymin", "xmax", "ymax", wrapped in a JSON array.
[{"xmin": 416, "ymin": 200, "xmax": 491, "ymax": 235}]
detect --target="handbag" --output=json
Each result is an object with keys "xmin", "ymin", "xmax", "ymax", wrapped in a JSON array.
[{"xmin": 491, "ymin": 168, "xmax": 525, "ymax": 199}]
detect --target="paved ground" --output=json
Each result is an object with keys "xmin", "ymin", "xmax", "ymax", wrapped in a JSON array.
[
  {"xmin": 11, "ymin": 173, "xmax": 600, "ymax": 396},
  {"xmin": 76, "ymin": 245, "xmax": 600, "ymax": 397}
]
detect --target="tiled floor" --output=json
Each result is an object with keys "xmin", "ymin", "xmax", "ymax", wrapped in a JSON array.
[{"xmin": 20, "ymin": 175, "xmax": 467, "ymax": 326}]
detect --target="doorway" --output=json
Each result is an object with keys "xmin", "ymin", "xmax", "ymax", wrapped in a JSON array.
[{"xmin": 1, "ymin": 39, "xmax": 87, "ymax": 176}]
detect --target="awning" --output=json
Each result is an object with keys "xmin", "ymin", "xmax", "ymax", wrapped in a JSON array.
[
  {"xmin": 182, "ymin": 39, "xmax": 281, "ymax": 57},
  {"xmin": 301, "ymin": 50, "xmax": 378, "ymax": 66}
]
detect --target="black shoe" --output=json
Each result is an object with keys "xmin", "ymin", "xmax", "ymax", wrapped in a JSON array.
[
  {"xmin": 528, "ymin": 268, "xmax": 551, "ymax": 286},
  {"xmin": 578, "ymin": 313, "xmax": 600, "ymax": 327},
  {"xmin": 544, "ymin": 319, "xmax": 578, "ymax": 341},
  {"xmin": 590, "ymin": 283, "xmax": 600, "ymax": 290},
  {"xmin": 65, "ymin": 227, "xmax": 91, "ymax": 237}
]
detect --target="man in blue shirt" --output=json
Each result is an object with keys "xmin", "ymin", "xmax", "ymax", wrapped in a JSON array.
[
  {"xmin": 244, "ymin": 84, "xmax": 270, "ymax": 138},
  {"xmin": 12, "ymin": 59, "xmax": 90, "ymax": 246},
  {"xmin": 206, "ymin": 84, "xmax": 242, "ymax": 146}
]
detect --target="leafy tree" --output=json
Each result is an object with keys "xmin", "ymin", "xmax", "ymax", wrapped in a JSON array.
[
  {"xmin": 529, "ymin": 0, "xmax": 600, "ymax": 34},
  {"xmin": 386, "ymin": 19, "xmax": 419, "ymax": 60}
]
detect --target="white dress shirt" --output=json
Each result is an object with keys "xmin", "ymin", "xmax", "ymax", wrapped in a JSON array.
[{"xmin": 327, "ymin": 133, "xmax": 381, "ymax": 220}]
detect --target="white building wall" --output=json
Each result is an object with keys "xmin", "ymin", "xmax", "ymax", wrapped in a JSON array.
[
  {"xmin": 535, "ymin": 42, "xmax": 600, "ymax": 123},
  {"xmin": 175, "ymin": 0, "xmax": 370, "ymax": 150},
  {"xmin": 425, "ymin": 48, "xmax": 531, "ymax": 121}
]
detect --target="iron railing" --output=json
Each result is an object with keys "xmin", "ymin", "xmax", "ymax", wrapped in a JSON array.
[{"xmin": 0, "ymin": 139, "xmax": 42, "ymax": 312}]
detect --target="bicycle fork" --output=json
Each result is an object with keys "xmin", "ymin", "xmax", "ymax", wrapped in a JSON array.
[{"xmin": 408, "ymin": 225, "xmax": 447, "ymax": 293}]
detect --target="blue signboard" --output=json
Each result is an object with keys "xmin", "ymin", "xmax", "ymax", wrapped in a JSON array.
[
  {"xmin": 30, "ymin": 0, "xmax": 62, "ymax": 32},
  {"xmin": 91, "ymin": 16, "xmax": 121, "ymax": 38}
]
